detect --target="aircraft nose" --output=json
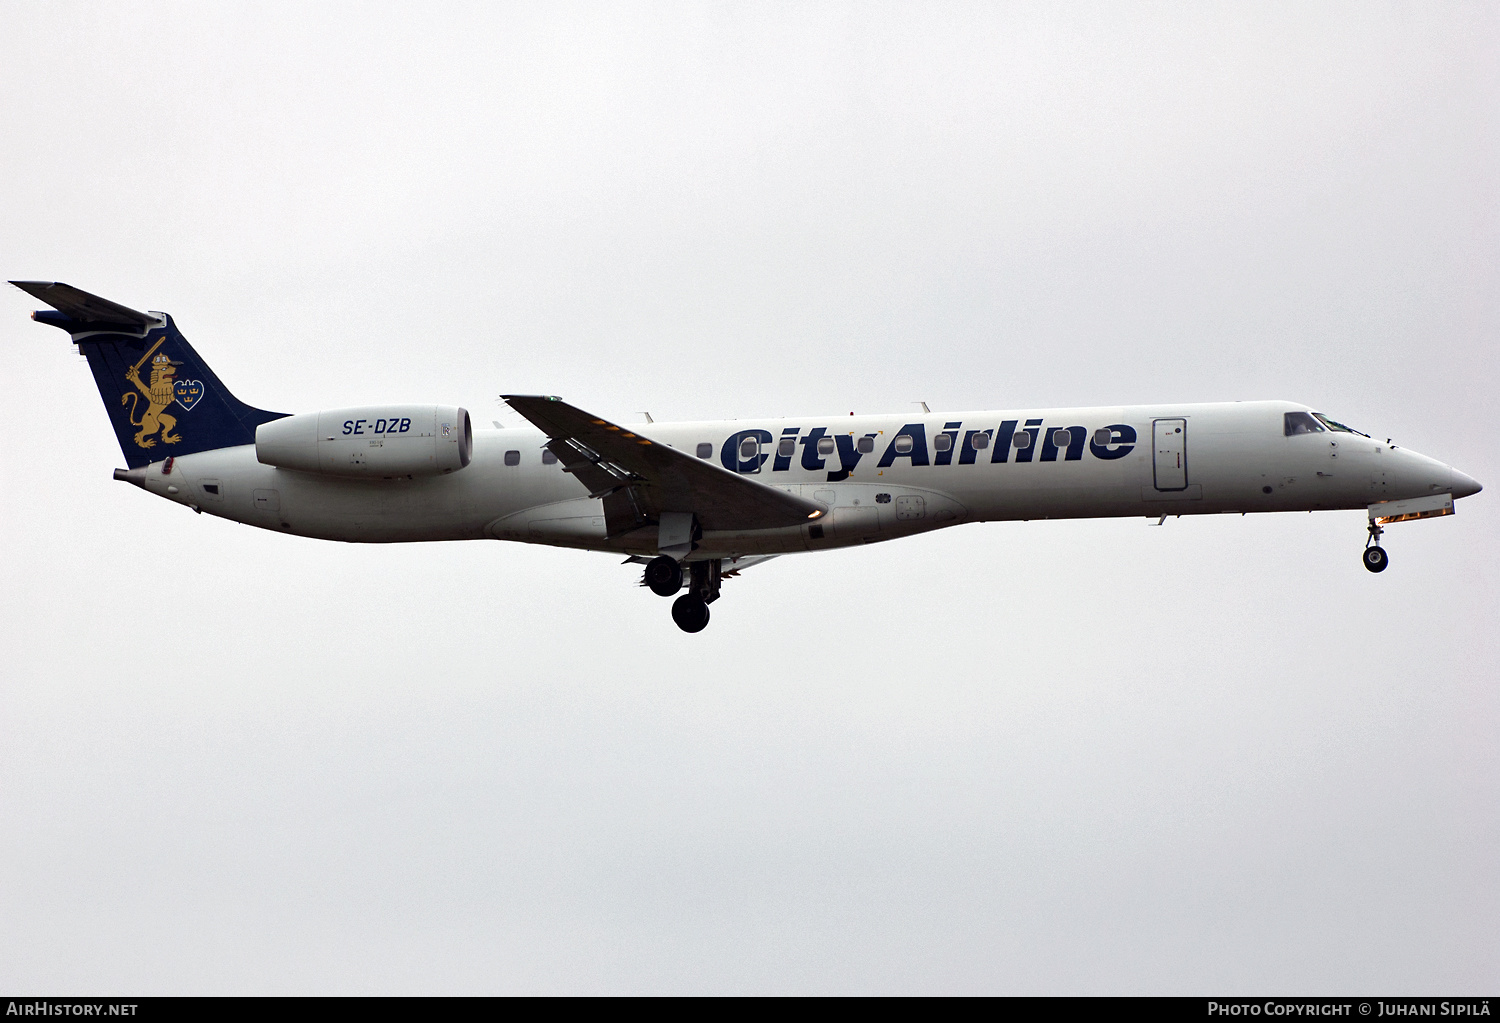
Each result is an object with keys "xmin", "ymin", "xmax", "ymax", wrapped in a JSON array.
[{"xmin": 1452, "ymin": 469, "xmax": 1483, "ymax": 500}]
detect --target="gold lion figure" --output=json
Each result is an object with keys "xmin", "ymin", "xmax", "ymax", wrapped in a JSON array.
[{"xmin": 122, "ymin": 352, "xmax": 182, "ymax": 448}]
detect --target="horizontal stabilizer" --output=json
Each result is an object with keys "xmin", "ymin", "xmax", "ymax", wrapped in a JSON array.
[{"xmin": 10, "ymin": 280, "xmax": 159, "ymax": 331}]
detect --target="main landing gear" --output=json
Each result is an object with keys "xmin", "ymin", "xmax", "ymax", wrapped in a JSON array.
[
  {"xmin": 644, "ymin": 555, "xmax": 720, "ymax": 632},
  {"xmin": 1363, "ymin": 519, "xmax": 1389, "ymax": 573},
  {"xmin": 643, "ymin": 554, "xmax": 683, "ymax": 596},
  {"xmin": 671, "ymin": 593, "xmax": 710, "ymax": 633}
]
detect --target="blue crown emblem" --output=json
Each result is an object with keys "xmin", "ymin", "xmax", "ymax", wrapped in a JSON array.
[{"xmin": 174, "ymin": 379, "xmax": 203, "ymax": 411}]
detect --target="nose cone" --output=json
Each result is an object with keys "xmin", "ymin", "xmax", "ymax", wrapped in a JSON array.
[{"xmin": 1452, "ymin": 469, "xmax": 1483, "ymax": 500}]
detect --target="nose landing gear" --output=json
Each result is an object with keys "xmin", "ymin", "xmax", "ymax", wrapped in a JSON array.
[{"xmin": 1363, "ymin": 519, "xmax": 1389, "ymax": 573}]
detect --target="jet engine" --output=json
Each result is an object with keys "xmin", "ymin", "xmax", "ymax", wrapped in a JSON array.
[{"xmin": 256, "ymin": 405, "xmax": 472, "ymax": 477}]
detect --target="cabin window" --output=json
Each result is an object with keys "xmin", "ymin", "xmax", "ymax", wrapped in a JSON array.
[
  {"xmin": 504, "ymin": 450, "xmax": 521, "ymax": 466},
  {"xmin": 542, "ymin": 450, "xmax": 558, "ymax": 465},
  {"xmin": 778, "ymin": 438, "xmax": 796, "ymax": 457},
  {"xmin": 696, "ymin": 442, "xmax": 712, "ymax": 458},
  {"xmin": 1012, "ymin": 432, "xmax": 1031, "ymax": 449},
  {"xmin": 894, "ymin": 435, "xmax": 914, "ymax": 454},
  {"xmin": 1093, "ymin": 428, "xmax": 1112, "ymax": 446},
  {"xmin": 739, "ymin": 437, "xmax": 759, "ymax": 458},
  {"xmin": 934, "ymin": 434, "xmax": 952, "ymax": 452},
  {"xmin": 817, "ymin": 437, "xmax": 835, "ymax": 455},
  {"xmin": 858, "ymin": 436, "xmax": 875, "ymax": 453},
  {"xmin": 1052, "ymin": 429, "xmax": 1072, "ymax": 447},
  {"xmin": 1283, "ymin": 412, "xmax": 1325, "ymax": 436},
  {"xmin": 875, "ymin": 492, "xmax": 892, "ymax": 504},
  {"xmin": 971, "ymin": 433, "xmax": 989, "ymax": 450}
]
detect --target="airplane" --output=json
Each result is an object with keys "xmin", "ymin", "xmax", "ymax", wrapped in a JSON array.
[{"xmin": 14, "ymin": 280, "xmax": 1483, "ymax": 633}]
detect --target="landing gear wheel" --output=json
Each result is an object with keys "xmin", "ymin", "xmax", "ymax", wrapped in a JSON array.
[
  {"xmin": 644, "ymin": 555, "xmax": 684, "ymax": 596},
  {"xmin": 1363, "ymin": 546, "xmax": 1389, "ymax": 573},
  {"xmin": 671, "ymin": 594, "xmax": 711, "ymax": 633}
]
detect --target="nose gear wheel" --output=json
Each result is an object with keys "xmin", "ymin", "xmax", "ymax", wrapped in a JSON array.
[{"xmin": 1363, "ymin": 519, "xmax": 1389, "ymax": 573}]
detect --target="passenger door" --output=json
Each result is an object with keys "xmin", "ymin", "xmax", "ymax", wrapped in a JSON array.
[{"xmin": 1152, "ymin": 418, "xmax": 1188, "ymax": 491}]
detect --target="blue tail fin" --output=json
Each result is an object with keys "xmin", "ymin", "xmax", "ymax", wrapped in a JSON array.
[{"xmin": 13, "ymin": 282, "xmax": 286, "ymax": 469}]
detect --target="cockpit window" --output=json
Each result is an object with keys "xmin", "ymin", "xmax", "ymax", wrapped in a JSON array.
[
  {"xmin": 1313, "ymin": 413, "xmax": 1368, "ymax": 437},
  {"xmin": 1284, "ymin": 411, "xmax": 1325, "ymax": 436}
]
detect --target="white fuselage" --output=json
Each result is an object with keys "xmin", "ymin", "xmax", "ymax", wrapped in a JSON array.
[{"xmin": 126, "ymin": 400, "xmax": 1472, "ymax": 560}]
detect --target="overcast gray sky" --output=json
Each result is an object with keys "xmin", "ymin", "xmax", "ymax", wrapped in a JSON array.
[{"xmin": 1, "ymin": 1, "xmax": 1496, "ymax": 994}]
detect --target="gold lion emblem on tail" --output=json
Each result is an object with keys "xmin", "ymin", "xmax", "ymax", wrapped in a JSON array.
[{"xmin": 121, "ymin": 347, "xmax": 182, "ymax": 449}]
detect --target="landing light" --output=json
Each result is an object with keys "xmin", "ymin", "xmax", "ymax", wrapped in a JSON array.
[{"xmin": 808, "ymin": 509, "xmax": 823, "ymax": 519}]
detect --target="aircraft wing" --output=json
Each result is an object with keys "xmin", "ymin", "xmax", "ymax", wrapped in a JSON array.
[{"xmin": 503, "ymin": 394, "xmax": 826, "ymax": 536}]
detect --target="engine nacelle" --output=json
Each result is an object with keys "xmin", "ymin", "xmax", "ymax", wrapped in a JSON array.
[{"xmin": 256, "ymin": 405, "xmax": 473, "ymax": 478}]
